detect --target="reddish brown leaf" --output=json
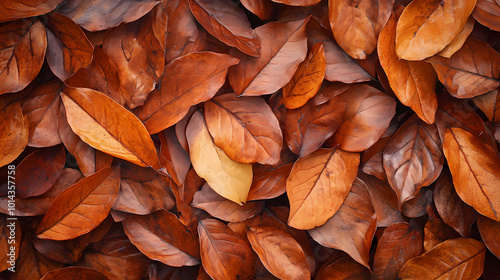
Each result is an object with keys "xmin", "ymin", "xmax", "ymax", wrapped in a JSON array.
[
  {"xmin": 401, "ymin": 188, "xmax": 433, "ymax": 218},
  {"xmin": 329, "ymin": 0, "xmax": 394, "ymax": 59},
  {"xmin": 192, "ymin": 183, "xmax": 264, "ymax": 222},
  {"xmin": 399, "ymin": 238, "xmax": 486, "ymax": 280},
  {"xmin": 112, "ymin": 163, "xmax": 174, "ymax": 215},
  {"xmin": 272, "ymin": 0, "xmax": 320, "ymax": 6},
  {"xmin": 40, "ymin": 267, "xmax": 108, "ymax": 280},
  {"xmin": 372, "ymin": 222, "xmax": 423, "ymax": 280},
  {"xmin": 443, "ymin": 127, "xmax": 500, "ymax": 221},
  {"xmin": 477, "ymin": 215, "xmax": 500, "ymax": 259},
  {"xmin": 282, "ymin": 42, "xmax": 326, "ymax": 109},
  {"xmin": 61, "ymin": 87, "xmax": 160, "ymax": 169},
  {"xmin": 136, "ymin": 52, "xmax": 239, "ymax": 134},
  {"xmin": 36, "ymin": 166, "xmax": 120, "ymax": 240},
  {"xmin": 0, "ymin": 98, "xmax": 28, "ymax": 167},
  {"xmin": 248, "ymin": 226, "xmax": 310, "ymax": 279},
  {"xmin": 204, "ymin": 93, "xmax": 283, "ymax": 165},
  {"xmin": 424, "ymin": 206, "xmax": 461, "ymax": 252},
  {"xmin": 45, "ymin": 13, "xmax": 94, "ymax": 81},
  {"xmin": 361, "ymin": 134, "xmax": 392, "ymax": 180},
  {"xmin": 122, "ymin": 210, "xmax": 200, "ymax": 267},
  {"xmin": 21, "ymin": 80, "xmax": 63, "ymax": 147},
  {"xmin": 165, "ymin": 0, "xmax": 201, "ymax": 63},
  {"xmin": 287, "ymin": 148, "xmax": 360, "ymax": 230},
  {"xmin": 228, "ymin": 18, "xmax": 308, "ymax": 96},
  {"xmin": 433, "ymin": 169, "xmax": 477, "ymax": 237},
  {"xmin": 309, "ymin": 178, "xmax": 376, "ymax": 268},
  {"xmin": 241, "ymin": 0, "xmax": 275, "ymax": 20},
  {"xmin": 378, "ymin": 12, "xmax": 437, "ymax": 124},
  {"xmin": 426, "ymin": 38, "xmax": 500, "ymax": 98},
  {"xmin": 0, "ymin": 0, "xmax": 61, "ymax": 22},
  {"xmin": 188, "ymin": 0, "xmax": 260, "ymax": 56},
  {"xmin": 383, "ymin": 115, "xmax": 443, "ymax": 206},
  {"xmin": 0, "ymin": 19, "xmax": 47, "ymax": 95},
  {"xmin": 329, "ymin": 83, "xmax": 396, "ymax": 152},
  {"xmin": 158, "ymin": 128, "xmax": 191, "ymax": 186},
  {"xmin": 395, "ymin": 0, "xmax": 476, "ymax": 60},
  {"xmin": 16, "ymin": 145, "xmax": 65, "ymax": 199},
  {"xmin": 315, "ymin": 256, "xmax": 371, "ymax": 280},
  {"xmin": 247, "ymin": 162, "xmax": 293, "ymax": 201},
  {"xmin": 307, "ymin": 19, "xmax": 372, "ymax": 83},
  {"xmin": 472, "ymin": 0, "xmax": 500, "ymax": 31},
  {"xmin": 472, "ymin": 88, "xmax": 500, "ymax": 123},
  {"xmin": 198, "ymin": 219, "xmax": 254, "ymax": 280},
  {"xmin": 57, "ymin": 0, "xmax": 159, "ymax": 31}
]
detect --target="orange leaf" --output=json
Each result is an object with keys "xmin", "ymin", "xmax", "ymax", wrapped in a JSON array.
[
  {"xmin": 395, "ymin": 0, "xmax": 476, "ymax": 60},
  {"xmin": 247, "ymin": 162, "xmax": 293, "ymax": 201},
  {"xmin": 472, "ymin": 0, "xmax": 500, "ymax": 32},
  {"xmin": 437, "ymin": 16, "xmax": 475, "ymax": 58},
  {"xmin": 0, "ymin": 98, "xmax": 28, "ymax": 167},
  {"xmin": 272, "ymin": 0, "xmax": 320, "ymax": 6},
  {"xmin": 204, "ymin": 93, "xmax": 283, "ymax": 165},
  {"xmin": 378, "ymin": 12, "xmax": 437, "ymax": 124},
  {"xmin": 60, "ymin": 87, "xmax": 160, "ymax": 169},
  {"xmin": 443, "ymin": 127, "xmax": 500, "ymax": 221},
  {"xmin": 36, "ymin": 165, "xmax": 120, "ymax": 240},
  {"xmin": 399, "ymin": 238, "xmax": 486, "ymax": 280},
  {"xmin": 287, "ymin": 148, "xmax": 359, "ymax": 230},
  {"xmin": 165, "ymin": 0, "xmax": 201, "ymax": 62},
  {"xmin": 0, "ymin": 0, "xmax": 63, "ymax": 23},
  {"xmin": 315, "ymin": 256, "xmax": 371, "ymax": 280},
  {"xmin": 228, "ymin": 18, "xmax": 308, "ymax": 96},
  {"xmin": 247, "ymin": 226, "xmax": 310, "ymax": 279},
  {"xmin": 241, "ymin": 0, "xmax": 274, "ymax": 20}
]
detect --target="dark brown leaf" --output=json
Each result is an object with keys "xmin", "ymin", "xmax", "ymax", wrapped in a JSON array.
[{"xmin": 40, "ymin": 267, "xmax": 109, "ymax": 280}]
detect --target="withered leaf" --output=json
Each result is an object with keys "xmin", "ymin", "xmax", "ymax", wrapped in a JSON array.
[
  {"xmin": 247, "ymin": 162, "xmax": 293, "ymax": 201},
  {"xmin": 315, "ymin": 256, "xmax": 371, "ymax": 280},
  {"xmin": 437, "ymin": 16, "xmax": 475, "ymax": 58},
  {"xmin": 241, "ymin": 0, "xmax": 275, "ymax": 20},
  {"xmin": 477, "ymin": 215, "xmax": 500, "ymax": 259},
  {"xmin": 472, "ymin": 0, "xmax": 500, "ymax": 31},
  {"xmin": 39, "ymin": 267, "xmax": 108, "ymax": 280},
  {"xmin": 0, "ymin": 0, "xmax": 63, "ymax": 23},
  {"xmin": 165, "ymin": 0, "xmax": 201, "ymax": 62},
  {"xmin": 158, "ymin": 128, "xmax": 191, "ymax": 186},
  {"xmin": 0, "ymin": 98, "xmax": 28, "ymax": 167}
]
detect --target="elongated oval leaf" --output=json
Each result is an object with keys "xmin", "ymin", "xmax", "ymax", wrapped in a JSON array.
[
  {"xmin": 396, "ymin": 0, "xmax": 476, "ymax": 60},
  {"xmin": 0, "ymin": 19, "xmax": 46, "ymax": 95},
  {"xmin": 228, "ymin": 18, "xmax": 308, "ymax": 96},
  {"xmin": 198, "ymin": 219, "xmax": 254, "ymax": 280},
  {"xmin": 287, "ymin": 148, "xmax": 359, "ymax": 230},
  {"xmin": 383, "ymin": 115, "xmax": 443, "ymax": 206},
  {"xmin": 443, "ymin": 127, "xmax": 500, "ymax": 221},
  {"xmin": 0, "ymin": 99, "xmax": 28, "ymax": 167},
  {"xmin": 437, "ymin": 16, "xmax": 475, "ymax": 58},
  {"xmin": 316, "ymin": 256, "xmax": 371, "ymax": 280},
  {"xmin": 0, "ymin": 0, "xmax": 64, "ymax": 22},
  {"xmin": 136, "ymin": 52, "xmax": 239, "ymax": 134},
  {"xmin": 122, "ymin": 210, "xmax": 200, "ymax": 267},
  {"xmin": 36, "ymin": 165, "xmax": 120, "ymax": 240},
  {"xmin": 378, "ymin": 12, "xmax": 437, "ymax": 124},
  {"xmin": 477, "ymin": 215, "xmax": 500, "ymax": 259},
  {"xmin": 309, "ymin": 178, "xmax": 376, "ymax": 268},
  {"xmin": 60, "ymin": 87, "xmax": 160, "ymax": 169},
  {"xmin": 204, "ymin": 93, "xmax": 283, "ymax": 165},
  {"xmin": 189, "ymin": 0, "xmax": 260, "ymax": 56},
  {"xmin": 399, "ymin": 238, "xmax": 486, "ymax": 280},
  {"xmin": 186, "ymin": 111, "xmax": 253, "ymax": 205},
  {"xmin": 248, "ymin": 226, "xmax": 310, "ymax": 280}
]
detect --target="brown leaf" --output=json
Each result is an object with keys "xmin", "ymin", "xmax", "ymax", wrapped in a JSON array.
[
  {"xmin": 287, "ymin": 148, "xmax": 359, "ymax": 230},
  {"xmin": 473, "ymin": 88, "xmax": 500, "ymax": 123},
  {"xmin": 372, "ymin": 222, "xmax": 423, "ymax": 280},
  {"xmin": 433, "ymin": 169, "xmax": 477, "ymax": 237},
  {"xmin": 426, "ymin": 37, "xmax": 500, "ymax": 98},
  {"xmin": 477, "ymin": 215, "xmax": 500, "ymax": 259},
  {"xmin": 247, "ymin": 162, "xmax": 293, "ymax": 201},
  {"xmin": 36, "ymin": 165, "xmax": 120, "ymax": 240},
  {"xmin": 443, "ymin": 127, "xmax": 500, "ymax": 221},
  {"xmin": 0, "ymin": 98, "xmax": 28, "ymax": 167},
  {"xmin": 307, "ymin": 19, "xmax": 372, "ymax": 83},
  {"xmin": 198, "ymin": 219, "xmax": 254, "ymax": 280},
  {"xmin": 204, "ymin": 93, "xmax": 283, "ymax": 165},
  {"xmin": 315, "ymin": 256, "xmax": 371, "ymax": 280},
  {"xmin": 228, "ymin": 18, "xmax": 309, "ymax": 96},
  {"xmin": 282, "ymin": 42, "xmax": 326, "ymax": 109},
  {"xmin": 192, "ymin": 183, "xmax": 264, "ymax": 222},
  {"xmin": 57, "ymin": 0, "xmax": 159, "ymax": 31},
  {"xmin": 186, "ymin": 111, "xmax": 253, "ymax": 205},
  {"xmin": 102, "ymin": 13, "xmax": 165, "ymax": 109},
  {"xmin": 272, "ymin": 0, "xmax": 320, "ymax": 6},
  {"xmin": 61, "ymin": 87, "xmax": 160, "ymax": 169},
  {"xmin": 361, "ymin": 134, "xmax": 392, "ymax": 180},
  {"xmin": 40, "ymin": 267, "xmax": 109, "ymax": 280},
  {"xmin": 383, "ymin": 115, "xmax": 443, "ymax": 206},
  {"xmin": 136, "ymin": 52, "xmax": 239, "ymax": 134},
  {"xmin": 378, "ymin": 12, "xmax": 437, "ymax": 124},
  {"xmin": 309, "ymin": 178, "xmax": 376, "ymax": 268},
  {"xmin": 241, "ymin": 0, "xmax": 275, "ymax": 20},
  {"xmin": 395, "ymin": 0, "xmax": 476, "ymax": 60},
  {"xmin": 189, "ymin": 0, "xmax": 260, "ymax": 56},
  {"xmin": 329, "ymin": 83, "xmax": 396, "ymax": 152},
  {"xmin": 21, "ymin": 80, "xmax": 63, "ymax": 147},
  {"xmin": 247, "ymin": 226, "xmax": 310, "ymax": 280},
  {"xmin": 112, "ymin": 163, "xmax": 175, "ymax": 215},
  {"xmin": 0, "ymin": 19, "xmax": 47, "ymax": 95},
  {"xmin": 165, "ymin": 0, "xmax": 201, "ymax": 62},
  {"xmin": 45, "ymin": 13, "xmax": 94, "ymax": 81},
  {"xmin": 158, "ymin": 128, "xmax": 191, "ymax": 186},
  {"xmin": 472, "ymin": 0, "xmax": 500, "ymax": 32},
  {"xmin": 437, "ymin": 16, "xmax": 475, "ymax": 58},
  {"xmin": 399, "ymin": 238, "xmax": 486, "ymax": 280},
  {"xmin": 122, "ymin": 210, "xmax": 200, "ymax": 267},
  {"xmin": 329, "ymin": 0, "xmax": 394, "ymax": 59},
  {"xmin": 16, "ymin": 145, "xmax": 65, "ymax": 198},
  {"xmin": 0, "ymin": 0, "xmax": 63, "ymax": 22},
  {"xmin": 424, "ymin": 206, "xmax": 461, "ymax": 252},
  {"xmin": 401, "ymin": 188, "xmax": 433, "ymax": 218}
]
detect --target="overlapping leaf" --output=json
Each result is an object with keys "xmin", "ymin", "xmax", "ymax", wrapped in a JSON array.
[
  {"xmin": 0, "ymin": 98, "xmax": 28, "ymax": 167},
  {"xmin": 0, "ymin": 0, "xmax": 63, "ymax": 23}
]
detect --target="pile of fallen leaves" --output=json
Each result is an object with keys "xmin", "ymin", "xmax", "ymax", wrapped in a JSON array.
[{"xmin": 0, "ymin": 0, "xmax": 499, "ymax": 279}]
